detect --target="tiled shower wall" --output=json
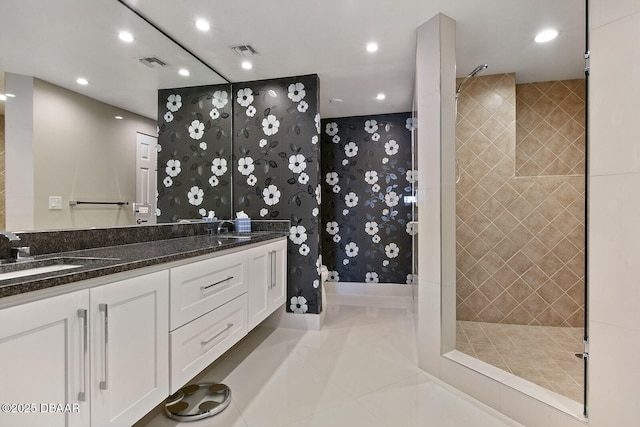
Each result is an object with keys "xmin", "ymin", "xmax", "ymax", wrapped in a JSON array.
[{"xmin": 456, "ymin": 73, "xmax": 585, "ymax": 327}]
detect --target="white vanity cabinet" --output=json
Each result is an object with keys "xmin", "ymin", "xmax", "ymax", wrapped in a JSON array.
[
  {"xmin": 0, "ymin": 270, "xmax": 169, "ymax": 427},
  {"xmin": 168, "ymin": 251, "xmax": 248, "ymax": 392},
  {"xmin": 0, "ymin": 235, "xmax": 286, "ymax": 426},
  {"xmin": 0, "ymin": 291, "xmax": 90, "ymax": 427},
  {"xmin": 247, "ymin": 239, "xmax": 287, "ymax": 330},
  {"xmin": 89, "ymin": 270, "xmax": 169, "ymax": 427}
]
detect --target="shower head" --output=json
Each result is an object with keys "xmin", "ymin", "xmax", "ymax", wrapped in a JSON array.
[
  {"xmin": 469, "ymin": 64, "xmax": 489, "ymax": 78},
  {"xmin": 455, "ymin": 64, "xmax": 489, "ymax": 99}
]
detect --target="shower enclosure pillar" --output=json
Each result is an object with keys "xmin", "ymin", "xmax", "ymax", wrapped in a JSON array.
[{"xmin": 415, "ymin": 13, "xmax": 457, "ymax": 374}]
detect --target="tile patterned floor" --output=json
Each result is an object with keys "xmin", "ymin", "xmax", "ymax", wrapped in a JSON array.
[
  {"xmin": 136, "ymin": 297, "xmax": 522, "ymax": 427},
  {"xmin": 456, "ymin": 321, "xmax": 585, "ymax": 402}
]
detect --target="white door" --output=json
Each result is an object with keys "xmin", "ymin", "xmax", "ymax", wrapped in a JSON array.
[
  {"xmin": 135, "ymin": 132, "xmax": 158, "ymax": 225},
  {"xmin": 90, "ymin": 271, "xmax": 169, "ymax": 427},
  {"xmin": 0, "ymin": 291, "xmax": 90, "ymax": 427}
]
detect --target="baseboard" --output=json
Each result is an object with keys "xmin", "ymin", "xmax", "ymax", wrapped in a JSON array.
[
  {"xmin": 325, "ymin": 281, "xmax": 413, "ymax": 297},
  {"xmin": 263, "ymin": 304, "xmax": 324, "ymax": 331},
  {"xmin": 325, "ymin": 282, "xmax": 414, "ymax": 309}
]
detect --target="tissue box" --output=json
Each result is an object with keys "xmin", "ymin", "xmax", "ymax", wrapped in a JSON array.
[{"xmin": 236, "ymin": 218, "xmax": 251, "ymax": 233}]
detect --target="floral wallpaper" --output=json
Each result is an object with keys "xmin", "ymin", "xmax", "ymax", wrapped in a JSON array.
[
  {"xmin": 320, "ymin": 113, "xmax": 415, "ymax": 284},
  {"xmin": 232, "ymin": 75, "xmax": 322, "ymax": 314},
  {"xmin": 157, "ymin": 84, "xmax": 233, "ymax": 222}
]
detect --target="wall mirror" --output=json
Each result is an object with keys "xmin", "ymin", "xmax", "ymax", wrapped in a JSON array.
[{"xmin": 0, "ymin": 0, "xmax": 227, "ymax": 231}]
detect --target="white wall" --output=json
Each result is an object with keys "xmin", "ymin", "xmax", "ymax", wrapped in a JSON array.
[
  {"xmin": 4, "ymin": 74, "xmax": 35, "ymax": 231},
  {"xmin": 588, "ymin": 1, "xmax": 640, "ymax": 425}
]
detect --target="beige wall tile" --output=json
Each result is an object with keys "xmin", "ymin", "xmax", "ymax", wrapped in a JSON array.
[{"xmin": 456, "ymin": 74, "xmax": 585, "ymax": 327}]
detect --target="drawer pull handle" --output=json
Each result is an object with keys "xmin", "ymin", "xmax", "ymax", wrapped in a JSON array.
[
  {"xmin": 77, "ymin": 309, "xmax": 88, "ymax": 401},
  {"xmin": 201, "ymin": 323, "xmax": 234, "ymax": 345},
  {"xmin": 201, "ymin": 276, "xmax": 234, "ymax": 291},
  {"xmin": 99, "ymin": 303, "xmax": 109, "ymax": 390},
  {"xmin": 271, "ymin": 250, "xmax": 276, "ymax": 289}
]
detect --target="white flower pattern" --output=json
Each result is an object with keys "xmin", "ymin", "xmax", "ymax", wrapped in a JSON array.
[
  {"xmin": 289, "ymin": 225, "xmax": 308, "ymax": 245},
  {"xmin": 166, "ymin": 159, "xmax": 181, "ymax": 177},
  {"xmin": 187, "ymin": 186, "xmax": 204, "ymax": 206},
  {"xmin": 288, "ymin": 82, "xmax": 306, "ymax": 102},
  {"xmin": 212, "ymin": 90, "xmax": 228, "ymax": 108},
  {"xmin": 262, "ymin": 115, "xmax": 280, "ymax": 136},
  {"xmin": 263, "ymin": 185, "xmax": 281, "ymax": 206},
  {"xmin": 288, "ymin": 154, "xmax": 307, "ymax": 174},
  {"xmin": 238, "ymin": 157, "xmax": 255, "ymax": 176},
  {"xmin": 167, "ymin": 94, "xmax": 182, "ymax": 112},
  {"xmin": 188, "ymin": 120, "xmax": 205, "ymax": 140},
  {"xmin": 236, "ymin": 88, "xmax": 254, "ymax": 107},
  {"xmin": 211, "ymin": 158, "xmax": 227, "ymax": 176},
  {"xmin": 290, "ymin": 296, "xmax": 308, "ymax": 314}
]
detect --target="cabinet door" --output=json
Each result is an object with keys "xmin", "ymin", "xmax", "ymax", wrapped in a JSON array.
[
  {"xmin": 247, "ymin": 239, "xmax": 288, "ymax": 330},
  {"xmin": 247, "ymin": 244, "xmax": 270, "ymax": 330},
  {"xmin": 0, "ymin": 291, "xmax": 90, "ymax": 427},
  {"xmin": 90, "ymin": 271, "xmax": 169, "ymax": 427},
  {"xmin": 268, "ymin": 239, "xmax": 287, "ymax": 309}
]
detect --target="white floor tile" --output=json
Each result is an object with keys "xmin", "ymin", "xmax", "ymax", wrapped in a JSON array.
[
  {"xmin": 138, "ymin": 295, "xmax": 518, "ymax": 427},
  {"xmin": 356, "ymin": 372, "xmax": 511, "ymax": 427},
  {"xmin": 284, "ymin": 400, "xmax": 387, "ymax": 427},
  {"xmin": 137, "ymin": 400, "xmax": 248, "ymax": 427}
]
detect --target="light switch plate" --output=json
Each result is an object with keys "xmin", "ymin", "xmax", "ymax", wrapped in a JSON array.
[{"xmin": 49, "ymin": 196, "xmax": 63, "ymax": 210}]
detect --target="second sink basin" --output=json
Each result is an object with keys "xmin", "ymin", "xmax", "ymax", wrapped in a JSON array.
[
  {"xmin": 0, "ymin": 256, "xmax": 120, "ymax": 282},
  {"xmin": 0, "ymin": 264, "xmax": 82, "ymax": 281}
]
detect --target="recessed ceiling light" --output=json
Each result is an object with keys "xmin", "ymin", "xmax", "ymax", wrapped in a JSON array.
[
  {"xmin": 195, "ymin": 19, "xmax": 210, "ymax": 31},
  {"xmin": 76, "ymin": 78, "xmax": 88, "ymax": 85},
  {"xmin": 366, "ymin": 42, "xmax": 378, "ymax": 53},
  {"xmin": 0, "ymin": 95, "xmax": 6, "ymax": 101},
  {"xmin": 119, "ymin": 31, "xmax": 134, "ymax": 42},
  {"xmin": 178, "ymin": 68, "xmax": 190, "ymax": 76},
  {"xmin": 5, "ymin": 93, "xmax": 15, "ymax": 97},
  {"xmin": 115, "ymin": 115, "xmax": 124, "ymax": 120},
  {"xmin": 376, "ymin": 93, "xmax": 386, "ymax": 100},
  {"xmin": 241, "ymin": 61, "xmax": 252, "ymax": 70},
  {"xmin": 535, "ymin": 29, "xmax": 558, "ymax": 43}
]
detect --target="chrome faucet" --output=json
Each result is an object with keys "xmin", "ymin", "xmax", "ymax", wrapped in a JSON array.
[
  {"xmin": 10, "ymin": 246, "xmax": 34, "ymax": 261},
  {"xmin": 1, "ymin": 231, "xmax": 21, "ymax": 242},
  {"xmin": 216, "ymin": 220, "xmax": 235, "ymax": 234}
]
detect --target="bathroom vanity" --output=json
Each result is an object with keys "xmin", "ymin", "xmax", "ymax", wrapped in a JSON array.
[{"xmin": 0, "ymin": 222, "xmax": 288, "ymax": 427}]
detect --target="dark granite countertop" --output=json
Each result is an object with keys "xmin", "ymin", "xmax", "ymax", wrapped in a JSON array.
[{"xmin": 0, "ymin": 231, "xmax": 287, "ymax": 299}]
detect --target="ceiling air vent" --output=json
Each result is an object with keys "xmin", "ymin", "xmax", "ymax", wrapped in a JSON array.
[
  {"xmin": 138, "ymin": 56, "xmax": 168, "ymax": 68},
  {"xmin": 230, "ymin": 44, "xmax": 259, "ymax": 57}
]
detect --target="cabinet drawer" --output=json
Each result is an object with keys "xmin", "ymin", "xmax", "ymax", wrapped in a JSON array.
[
  {"xmin": 170, "ymin": 251, "xmax": 246, "ymax": 330},
  {"xmin": 169, "ymin": 294, "xmax": 247, "ymax": 392}
]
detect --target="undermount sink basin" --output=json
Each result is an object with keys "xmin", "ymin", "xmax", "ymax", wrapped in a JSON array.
[
  {"xmin": 0, "ymin": 264, "xmax": 83, "ymax": 281},
  {"xmin": 213, "ymin": 234, "xmax": 251, "ymax": 241},
  {"xmin": 0, "ymin": 256, "xmax": 119, "ymax": 282}
]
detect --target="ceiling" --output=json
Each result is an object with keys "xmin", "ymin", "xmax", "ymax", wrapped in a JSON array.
[{"xmin": 0, "ymin": 0, "xmax": 585, "ymax": 119}]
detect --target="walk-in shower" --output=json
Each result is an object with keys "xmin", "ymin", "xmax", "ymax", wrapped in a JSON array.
[{"xmin": 454, "ymin": 70, "xmax": 587, "ymax": 403}]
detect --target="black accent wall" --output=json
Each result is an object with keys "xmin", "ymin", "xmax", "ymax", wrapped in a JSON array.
[{"xmin": 320, "ymin": 113, "xmax": 414, "ymax": 284}]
